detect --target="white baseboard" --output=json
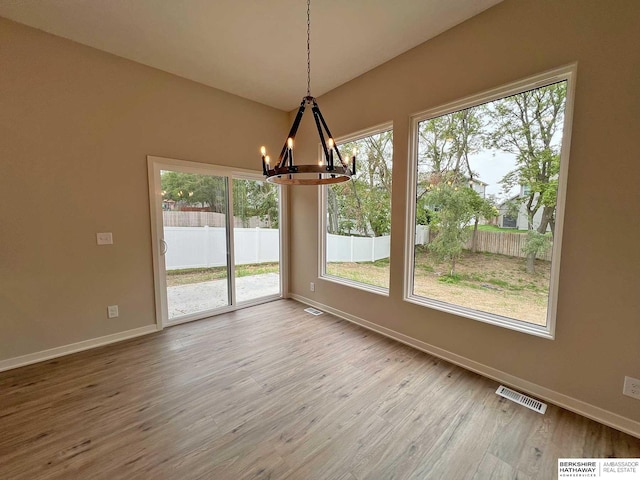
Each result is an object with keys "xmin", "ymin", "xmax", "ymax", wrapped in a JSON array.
[
  {"xmin": 0, "ymin": 325, "xmax": 158, "ymax": 373},
  {"xmin": 290, "ymin": 294, "xmax": 640, "ymax": 439}
]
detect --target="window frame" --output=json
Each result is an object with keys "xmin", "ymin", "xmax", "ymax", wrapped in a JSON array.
[
  {"xmin": 404, "ymin": 64, "xmax": 577, "ymax": 339},
  {"xmin": 319, "ymin": 121, "xmax": 394, "ymax": 295}
]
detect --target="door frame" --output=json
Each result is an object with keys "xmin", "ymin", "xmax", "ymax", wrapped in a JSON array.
[{"xmin": 147, "ymin": 155, "xmax": 288, "ymax": 330}]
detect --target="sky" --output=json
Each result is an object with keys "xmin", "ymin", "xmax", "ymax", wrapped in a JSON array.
[{"xmin": 468, "ymin": 149, "xmax": 519, "ymax": 201}]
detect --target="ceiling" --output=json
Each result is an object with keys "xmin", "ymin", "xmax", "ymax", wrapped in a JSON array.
[{"xmin": 0, "ymin": 0, "xmax": 503, "ymax": 111}]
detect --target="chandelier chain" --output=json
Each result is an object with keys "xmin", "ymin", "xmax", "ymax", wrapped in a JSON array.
[{"xmin": 307, "ymin": 0, "xmax": 311, "ymax": 98}]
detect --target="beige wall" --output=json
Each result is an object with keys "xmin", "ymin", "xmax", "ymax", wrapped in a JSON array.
[
  {"xmin": 0, "ymin": 18, "xmax": 288, "ymax": 360},
  {"xmin": 289, "ymin": 0, "xmax": 640, "ymax": 428}
]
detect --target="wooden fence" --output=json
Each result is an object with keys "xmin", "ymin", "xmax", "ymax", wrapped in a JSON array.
[
  {"xmin": 162, "ymin": 211, "xmax": 272, "ymax": 228},
  {"xmin": 464, "ymin": 230, "xmax": 552, "ymax": 261},
  {"xmin": 419, "ymin": 226, "xmax": 552, "ymax": 261}
]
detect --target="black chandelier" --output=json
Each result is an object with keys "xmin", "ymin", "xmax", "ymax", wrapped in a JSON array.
[{"xmin": 260, "ymin": 0, "xmax": 355, "ymax": 185}]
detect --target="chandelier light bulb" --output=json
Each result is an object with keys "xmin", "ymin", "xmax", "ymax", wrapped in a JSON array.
[{"xmin": 260, "ymin": 146, "xmax": 266, "ymax": 156}]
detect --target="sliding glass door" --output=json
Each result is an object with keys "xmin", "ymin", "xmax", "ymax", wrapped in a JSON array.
[
  {"xmin": 232, "ymin": 178, "xmax": 281, "ymax": 303},
  {"xmin": 161, "ymin": 169, "xmax": 231, "ymax": 320},
  {"xmin": 148, "ymin": 157, "xmax": 282, "ymax": 327}
]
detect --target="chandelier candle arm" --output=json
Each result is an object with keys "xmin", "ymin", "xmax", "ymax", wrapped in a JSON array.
[
  {"xmin": 311, "ymin": 102, "xmax": 330, "ymax": 164},
  {"xmin": 277, "ymin": 99, "xmax": 306, "ymax": 169}
]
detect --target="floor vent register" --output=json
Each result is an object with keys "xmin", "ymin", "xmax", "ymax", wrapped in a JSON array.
[{"xmin": 496, "ymin": 385, "xmax": 547, "ymax": 414}]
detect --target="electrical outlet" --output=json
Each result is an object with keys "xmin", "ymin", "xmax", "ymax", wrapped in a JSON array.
[
  {"xmin": 107, "ymin": 305, "xmax": 119, "ymax": 319},
  {"xmin": 623, "ymin": 376, "xmax": 640, "ymax": 400},
  {"xmin": 310, "ymin": 282, "xmax": 315, "ymax": 292}
]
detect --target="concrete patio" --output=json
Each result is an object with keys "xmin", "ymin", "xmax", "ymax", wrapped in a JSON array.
[{"xmin": 167, "ymin": 272, "xmax": 280, "ymax": 318}]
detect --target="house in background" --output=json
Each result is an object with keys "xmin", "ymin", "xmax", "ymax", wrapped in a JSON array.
[
  {"xmin": 469, "ymin": 177, "xmax": 488, "ymax": 198},
  {"xmin": 497, "ymin": 185, "xmax": 551, "ymax": 231}
]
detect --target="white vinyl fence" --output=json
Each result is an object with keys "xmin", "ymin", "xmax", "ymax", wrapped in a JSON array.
[
  {"xmin": 164, "ymin": 227, "xmax": 280, "ymax": 270},
  {"xmin": 415, "ymin": 225, "xmax": 430, "ymax": 245},
  {"xmin": 326, "ymin": 234, "xmax": 391, "ymax": 263},
  {"xmin": 164, "ymin": 227, "xmax": 398, "ymax": 270},
  {"xmin": 165, "ymin": 224, "xmax": 548, "ymax": 270},
  {"xmin": 326, "ymin": 225, "xmax": 428, "ymax": 263}
]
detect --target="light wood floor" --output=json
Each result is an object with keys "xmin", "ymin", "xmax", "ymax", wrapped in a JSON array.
[{"xmin": 1, "ymin": 300, "xmax": 638, "ymax": 479}]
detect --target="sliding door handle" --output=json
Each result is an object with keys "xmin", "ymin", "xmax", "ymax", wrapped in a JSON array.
[{"xmin": 160, "ymin": 239, "xmax": 168, "ymax": 255}]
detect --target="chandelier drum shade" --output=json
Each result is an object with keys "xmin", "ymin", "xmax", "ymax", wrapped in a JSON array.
[{"xmin": 260, "ymin": 0, "xmax": 355, "ymax": 185}]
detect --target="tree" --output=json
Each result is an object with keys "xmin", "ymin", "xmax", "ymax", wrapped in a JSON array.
[
  {"xmin": 488, "ymin": 82, "xmax": 567, "ymax": 272},
  {"xmin": 161, "ymin": 171, "xmax": 226, "ymax": 213},
  {"xmin": 425, "ymin": 179, "xmax": 475, "ymax": 276},
  {"xmin": 327, "ymin": 130, "xmax": 393, "ymax": 237},
  {"xmin": 233, "ymin": 179, "xmax": 279, "ymax": 228},
  {"xmin": 249, "ymin": 181, "xmax": 279, "ymax": 228},
  {"xmin": 416, "ymin": 106, "xmax": 489, "ymax": 273},
  {"xmin": 416, "ymin": 107, "xmax": 484, "ymax": 205},
  {"xmin": 522, "ymin": 230, "xmax": 552, "ymax": 266},
  {"xmin": 468, "ymin": 191, "xmax": 498, "ymax": 253},
  {"xmin": 161, "ymin": 173, "xmax": 279, "ymax": 227},
  {"xmin": 418, "ymin": 109, "xmax": 483, "ymax": 172}
]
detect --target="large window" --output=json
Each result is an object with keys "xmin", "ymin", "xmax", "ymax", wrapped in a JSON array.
[
  {"xmin": 406, "ymin": 66, "xmax": 575, "ymax": 337},
  {"xmin": 321, "ymin": 124, "xmax": 393, "ymax": 292}
]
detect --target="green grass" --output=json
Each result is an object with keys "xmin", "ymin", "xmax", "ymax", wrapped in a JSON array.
[
  {"xmin": 438, "ymin": 274, "xmax": 461, "ymax": 284},
  {"xmin": 167, "ymin": 263, "xmax": 279, "ymax": 287},
  {"xmin": 466, "ymin": 272, "xmax": 485, "ymax": 282},
  {"xmin": 476, "ymin": 225, "xmax": 527, "ymax": 234},
  {"xmin": 334, "ymin": 270, "xmax": 378, "ymax": 285},
  {"xmin": 487, "ymin": 278, "xmax": 510, "ymax": 288},
  {"xmin": 372, "ymin": 257, "xmax": 390, "ymax": 267},
  {"xmin": 167, "ymin": 266, "xmax": 227, "ymax": 283},
  {"xmin": 325, "ymin": 262, "xmax": 389, "ymax": 289},
  {"xmin": 236, "ymin": 263, "xmax": 279, "ymax": 277},
  {"xmin": 412, "ymin": 247, "xmax": 550, "ymax": 293}
]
